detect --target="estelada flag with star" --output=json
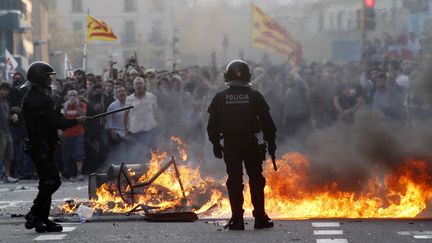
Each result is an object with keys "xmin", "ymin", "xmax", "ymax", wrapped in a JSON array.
[
  {"xmin": 251, "ymin": 4, "xmax": 302, "ymax": 66},
  {"xmin": 86, "ymin": 14, "xmax": 117, "ymax": 42}
]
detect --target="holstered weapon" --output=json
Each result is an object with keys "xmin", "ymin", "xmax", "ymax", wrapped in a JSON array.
[{"xmin": 259, "ymin": 142, "xmax": 277, "ymax": 171}]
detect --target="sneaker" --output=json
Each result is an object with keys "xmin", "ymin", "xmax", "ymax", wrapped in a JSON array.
[
  {"xmin": 224, "ymin": 218, "xmax": 245, "ymax": 230},
  {"xmin": 77, "ymin": 174, "xmax": 85, "ymax": 181},
  {"xmin": 69, "ymin": 176, "xmax": 76, "ymax": 182},
  {"xmin": 4, "ymin": 176, "xmax": 19, "ymax": 183},
  {"xmin": 254, "ymin": 213, "xmax": 274, "ymax": 229}
]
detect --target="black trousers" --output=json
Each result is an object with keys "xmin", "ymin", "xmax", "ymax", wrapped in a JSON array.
[
  {"xmin": 223, "ymin": 135, "xmax": 266, "ymax": 219},
  {"xmin": 28, "ymin": 148, "xmax": 61, "ymax": 219}
]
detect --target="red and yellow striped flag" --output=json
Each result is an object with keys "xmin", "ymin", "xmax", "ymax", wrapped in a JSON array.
[
  {"xmin": 251, "ymin": 4, "xmax": 302, "ymax": 65},
  {"xmin": 86, "ymin": 14, "xmax": 117, "ymax": 42}
]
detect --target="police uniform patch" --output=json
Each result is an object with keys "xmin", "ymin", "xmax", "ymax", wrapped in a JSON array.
[{"xmin": 225, "ymin": 93, "xmax": 249, "ymax": 104}]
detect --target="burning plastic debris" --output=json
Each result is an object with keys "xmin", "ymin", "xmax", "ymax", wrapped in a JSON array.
[{"xmin": 61, "ymin": 137, "xmax": 432, "ymax": 219}]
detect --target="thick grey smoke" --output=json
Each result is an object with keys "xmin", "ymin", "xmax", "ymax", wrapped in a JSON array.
[{"xmin": 280, "ymin": 107, "xmax": 432, "ymax": 192}]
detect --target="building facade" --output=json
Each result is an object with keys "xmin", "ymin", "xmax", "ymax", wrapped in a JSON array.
[
  {"xmin": 49, "ymin": 0, "xmax": 175, "ymax": 73},
  {"xmin": 0, "ymin": 0, "xmax": 33, "ymax": 79}
]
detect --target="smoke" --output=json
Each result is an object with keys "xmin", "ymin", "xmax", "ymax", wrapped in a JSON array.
[
  {"xmin": 278, "ymin": 107, "xmax": 432, "ymax": 192},
  {"xmin": 100, "ymin": 88, "xmax": 225, "ymax": 179}
]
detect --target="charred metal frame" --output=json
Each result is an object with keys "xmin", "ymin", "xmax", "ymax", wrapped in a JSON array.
[{"xmin": 117, "ymin": 156, "xmax": 187, "ymax": 215}]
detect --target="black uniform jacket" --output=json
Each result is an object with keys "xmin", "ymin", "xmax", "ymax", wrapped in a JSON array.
[
  {"xmin": 22, "ymin": 88, "xmax": 78, "ymax": 150},
  {"xmin": 207, "ymin": 87, "xmax": 276, "ymax": 144}
]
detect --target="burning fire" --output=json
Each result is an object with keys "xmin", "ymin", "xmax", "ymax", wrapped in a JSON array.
[{"xmin": 61, "ymin": 138, "xmax": 432, "ymax": 219}]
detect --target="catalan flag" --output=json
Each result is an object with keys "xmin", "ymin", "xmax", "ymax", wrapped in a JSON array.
[
  {"xmin": 86, "ymin": 14, "xmax": 117, "ymax": 42},
  {"xmin": 251, "ymin": 4, "xmax": 302, "ymax": 65}
]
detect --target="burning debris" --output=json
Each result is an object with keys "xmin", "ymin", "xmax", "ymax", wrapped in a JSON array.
[{"xmin": 60, "ymin": 136, "xmax": 432, "ymax": 219}]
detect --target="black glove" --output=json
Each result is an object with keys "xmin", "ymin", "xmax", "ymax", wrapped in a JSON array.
[
  {"xmin": 267, "ymin": 140, "xmax": 276, "ymax": 157},
  {"xmin": 213, "ymin": 143, "xmax": 223, "ymax": 159}
]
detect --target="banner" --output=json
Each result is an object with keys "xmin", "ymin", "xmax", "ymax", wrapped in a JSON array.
[
  {"xmin": 64, "ymin": 53, "xmax": 74, "ymax": 78},
  {"xmin": 5, "ymin": 49, "xmax": 18, "ymax": 81},
  {"xmin": 251, "ymin": 4, "xmax": 302, "ymax": 65}
]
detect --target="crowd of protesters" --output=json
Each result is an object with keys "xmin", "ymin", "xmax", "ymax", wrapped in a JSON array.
[{"xmin": 0, "ymin": 30, "xmax": 430, "ymax": 183}]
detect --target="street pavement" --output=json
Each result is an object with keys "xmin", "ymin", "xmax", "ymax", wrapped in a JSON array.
[{"xmin": 0, "ymin": 180, "xmax": 432, "ymax": 242}]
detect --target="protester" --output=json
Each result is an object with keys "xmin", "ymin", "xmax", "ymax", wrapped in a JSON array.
[
  {"xmin": 124, "ymin": 76, "xmax": 159, "ymax": 161},
  {"xmin": 9, "ymin": 73, "xmax": 34, "ymax": 179},
  {"xmin": 85, "ymin": 84, "xmax": 108, "ymax": 173},
  {"xmin": 63, "ymin": 89, "xmax": 87, "ymax": 181},
  {"xmin": 106, "ymin": 85, "xmax": 127, "ymax": 145},
  {"xmin": 0, "ymin": 82, "xmax": 18, "ymax": 183}
]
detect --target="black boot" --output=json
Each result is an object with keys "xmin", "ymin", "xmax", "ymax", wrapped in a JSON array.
[
  {"xmin": 254, "ymin": 213, "xmax": 274, "ymax": 229},
  {"xmin": 24, "ymin": 213, "xmax": 47, "ymax": 233},
  {"xmin": 42, "ymin": 219, "xmax": 63, "ymax": 232},
  {"xmin": 224, "ymin": 217, "xmax": 245, "ymax": 230}
]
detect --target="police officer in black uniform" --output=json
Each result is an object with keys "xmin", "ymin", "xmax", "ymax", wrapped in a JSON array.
[
  {"xmin": 207, "ymin": 60, "xmax": 277, "ymax": 230},
  {"xmin": 22, "ymin": 61, "xmax": 87, "ymax": 233}
]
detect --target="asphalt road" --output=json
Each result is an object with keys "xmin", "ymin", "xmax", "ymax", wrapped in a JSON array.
[{"xmin": 0, "ymin": 180, "xmax": 432, "ymax": 243}]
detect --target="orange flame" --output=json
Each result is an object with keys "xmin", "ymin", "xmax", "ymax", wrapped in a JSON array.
[
  {"xmin": 170, "ymin": 136, "xmax": 188, "ymax": 161},
  {"xmin": 61, "ymin": 143, "xmax": 432, "ymax": 219}
]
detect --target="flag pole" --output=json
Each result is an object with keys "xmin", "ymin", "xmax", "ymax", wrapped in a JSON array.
[
  {"xmin": 249, "ymin": 0, "xmax": 254, "ymax": 59},
  {"xmin": 82, "ymin": 9, "xmax": 90, "ymax": 71}
]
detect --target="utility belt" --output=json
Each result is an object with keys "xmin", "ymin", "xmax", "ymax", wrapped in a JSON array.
[
  {"xmin": 222, "ymin": 133, "xmax": 258, "ymax": 140},
  {"xmin": 222, "ymin": 133, "xmax": 266, "ymax": 161}
]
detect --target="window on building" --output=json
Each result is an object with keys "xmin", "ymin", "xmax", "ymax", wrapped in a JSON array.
[
  {"xmin": 73, "ymin": 21, "xmax": 83, "ymax": 32},
  {"xmin": 124, "ymin": 21, "xmax": 136, "ymax": 43},
  {"xmin": 48, "ymin": 0, "xmax": 56, "ymax": 10},
  {"xmin": 149, "ymin": 20, "xmax": 165, "ymax": 45},
  {"xmin": 151, "ymin": 0, "xmax": 165, "ymax": 12},
  {"xmin": 72, "ymin": 0, "xmax": 82, "ymax": 12},
  {"xmin": 0, "ymin": 0, "xmax": 22, "ymax": 11},
  {"xmin": 124, "ymin": 0, "xmax": 137, "ymax": 12}
]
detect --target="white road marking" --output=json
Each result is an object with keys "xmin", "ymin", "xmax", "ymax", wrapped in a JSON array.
[
  {"xmin": 398, "ymin": 231, "xmax": 432, "ymax": 236},
  {"xmin": 316, "ymin": 239, "xmax": 348, "ymax": 243},
  {"xmin": 62, "ymin": 227, "xmax": 76, "ymax": 232},
  {"xmin": 0, "ymin": 198, "xmax": 87, "ymax": 204},
  {"xmin": 414, "ymin": 235, "xmax": 432, "ymax": 239},
  {"xmin": 312, "ymin": 222, "xmax": 341, "ymax": 228},
  {"xmin": 34, "ymin": 234, "xmax": 67, "ymax": 241},
  {"xmin": 314, "ymin": 230, "xmax": 344, "ymax": 235},
  {"xmin": 12, "ymin": 190, "xmax": 39, "ymax": 193},
  {"xmin": 0, "ymin": 202, "xmax": 19, "ymax": 209}
]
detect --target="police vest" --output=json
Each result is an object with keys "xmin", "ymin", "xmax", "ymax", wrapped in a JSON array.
[{"xmin": 208, "ymin": 87, "xmax": 270, "ymax": 135}]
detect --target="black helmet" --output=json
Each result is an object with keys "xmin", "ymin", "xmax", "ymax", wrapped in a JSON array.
[
  {"xmin": 25, "ymin": 61, "xmax": 56, "ymax": 88},
  {"xmin": 224, "ymin": 60, "xmax": 251, "ymax": 87}
]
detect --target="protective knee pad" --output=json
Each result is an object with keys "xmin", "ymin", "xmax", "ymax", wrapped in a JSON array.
[{"xmin": 44, "ymin": 179, "xmax": 61, "ymax": 193}]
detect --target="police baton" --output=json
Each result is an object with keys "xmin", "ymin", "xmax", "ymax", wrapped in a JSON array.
[
  {"xmin": 88, "ymin": 106, "xmax": 134, "ymax": 120},
  {"xmin": 271, "ymin": 154, "xmax": 277, "ymax": 171}
]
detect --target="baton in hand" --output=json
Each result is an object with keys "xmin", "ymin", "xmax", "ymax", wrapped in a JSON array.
[
  {"xmin": 88, "ymin": 106, "xmax": 134, "ymax": 120},
  {"xmin": 271, "ymin": 154, "xmax": 277, "ymax": 171}
]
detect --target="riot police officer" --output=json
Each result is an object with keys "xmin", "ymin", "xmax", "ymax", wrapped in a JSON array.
[
  {"xmin": 207, "ymin": 60, "xmax": 277, "ymax": 230},
  {"xmin": 22, "ymin": 61, "xmax": 87, "ymax": 233}
]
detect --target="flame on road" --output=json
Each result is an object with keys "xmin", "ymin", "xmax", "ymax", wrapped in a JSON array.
[{"xmin": 61, "ymin": 139, "xmax": 432, "ymax": 219}]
